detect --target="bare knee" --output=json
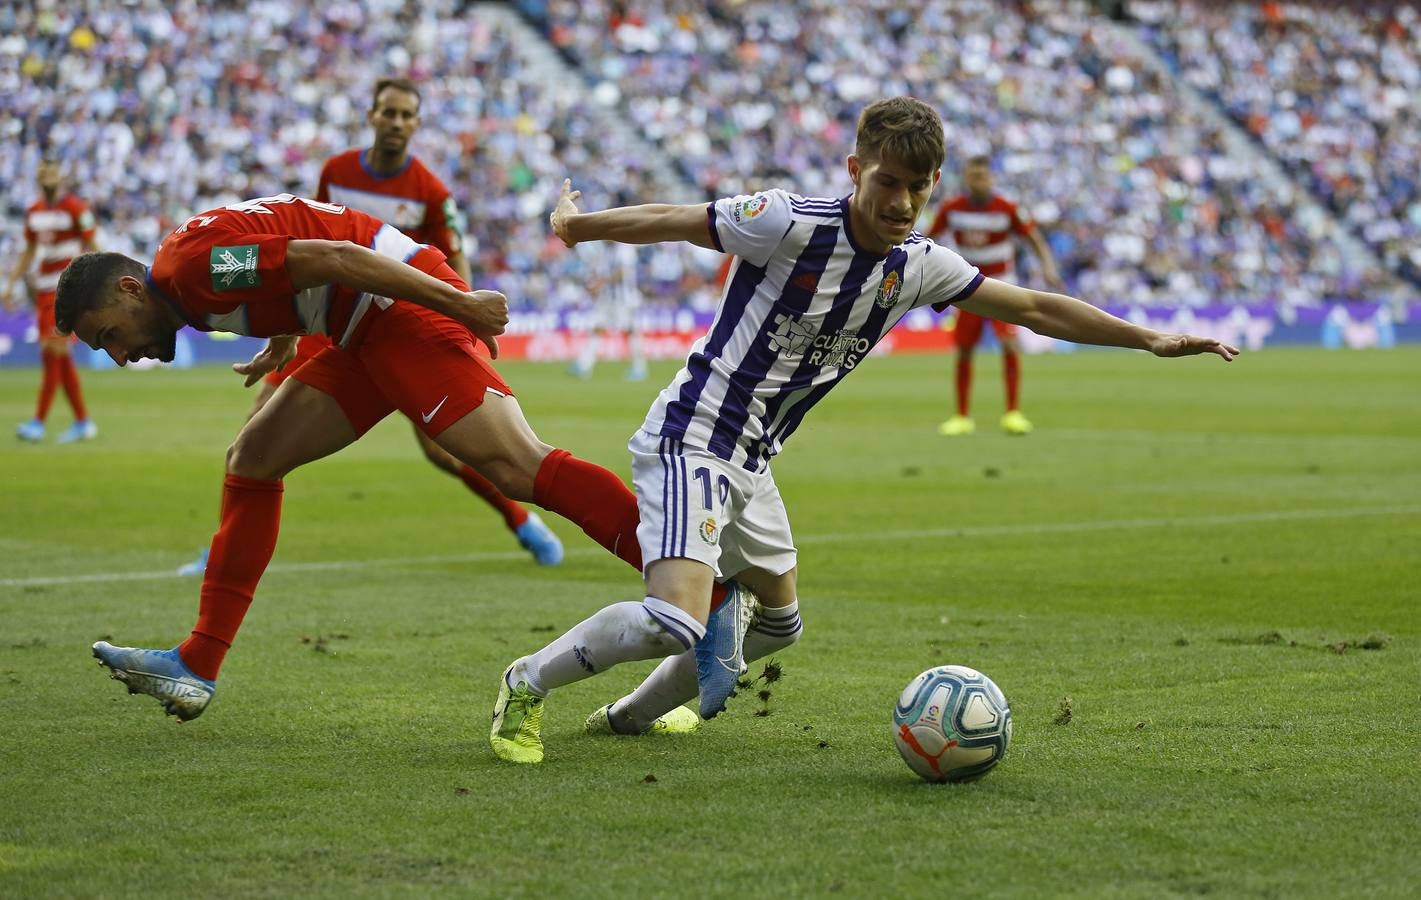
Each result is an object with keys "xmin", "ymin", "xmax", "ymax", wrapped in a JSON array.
[
  {"xmin": 470, "ymin": 456, "xmax": 527, "ymax": 499},
  {"xmin": 735, "ymin": 567, "xmax": 797, "ymax": 611},
  {"xmin": 225, "ymin": 432, "xmax": 279, "ymax": 480},
  {"xmin": 450, "ymin": 439, "xmax": 553, "ymax": 502}
]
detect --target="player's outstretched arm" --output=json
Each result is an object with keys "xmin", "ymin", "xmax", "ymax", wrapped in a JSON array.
[
  {"xmin": 285, "ymin": 239, "xmax": 507, "ymax": 358},
  {"xmin": 550, "ymin": 179, "xmax": 715, "ymax": 249},
  {"xmin": 957, "ymin": 278, "xmax": 1240, "ymax": 361}
]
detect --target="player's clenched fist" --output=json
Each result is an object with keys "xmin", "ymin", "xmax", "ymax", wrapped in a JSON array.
[
  {"xmin": 550, "ymin": 178, "xmax": 583, "ymax": 247},
  {"xmin": 457, "ymin": 289, "xmax": 509, "ymax": 358}
]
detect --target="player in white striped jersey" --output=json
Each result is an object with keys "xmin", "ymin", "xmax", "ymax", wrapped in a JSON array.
[{"xmin": 488, "ymin": 97, "xmax": 1238, "ymax": 757}]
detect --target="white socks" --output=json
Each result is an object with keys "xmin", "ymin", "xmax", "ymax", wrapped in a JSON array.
[
  {"xmin": 510, "ymin": 597, "xmax": 704, "ymax": 697},
  {"xmin": 610, "ymin": 599, "xmax": 803, "ymax": 733}
]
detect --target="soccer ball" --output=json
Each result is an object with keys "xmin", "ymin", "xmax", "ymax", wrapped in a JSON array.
[{"xmin": 893, "ymin": 665, "xmax": 1012, "ymax": 783}]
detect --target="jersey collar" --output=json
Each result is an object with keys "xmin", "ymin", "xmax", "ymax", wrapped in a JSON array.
[
  {"xmin": 145, "ymin": 267, "xmax": 199, "ymax": 327},
  {"xmin": 360, "ymin": 149, "xmax": 414, "ymax": 180}
]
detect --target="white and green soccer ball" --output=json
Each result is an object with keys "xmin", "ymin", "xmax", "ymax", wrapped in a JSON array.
[{"xmin": 893, "ymin": 665, "xmax": 1012, "ymax": 783}]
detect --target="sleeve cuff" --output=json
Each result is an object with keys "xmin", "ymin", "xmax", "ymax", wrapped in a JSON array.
[
  {"xmin": 706, "ymin": 203, "xmax": 724, "ymax": 253},
  {"xmin": 931, "ymin": 271, "xmax": 985, "ymax": 313}
]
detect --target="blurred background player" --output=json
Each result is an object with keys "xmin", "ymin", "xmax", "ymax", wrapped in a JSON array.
[
  {"xmin": 926, "ymin": 155, "xmax": 1064, "ymax": 436},
  {"xmin": 569, "ymin": 239, "xmax": 647, "ymax": 381},
  {"xmin": 178, "ymin": 78, "xmax": 561, "ymax": 576},
  {"xmin": 3, "ymin": 157, "xmax": 99, "ymax": 443}
]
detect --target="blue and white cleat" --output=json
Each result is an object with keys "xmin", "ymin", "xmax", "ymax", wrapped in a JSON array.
[
  {"xmin": 56, "ymin": 420, "xmax": 97, "ymax": 444},
  {"xmin": 177, "ymin": 547, "xmax": 209, "ymax": 577},
  {"xmin": 693, "ymin": 582, "xmax": 757, "ymax": 719},
  {"xmin": 16, "ymin": 419, "xmax": 44, "ymax": 442},
  {"xmin": 515, "ymin": 512, "xmax": 564, "ymax": 566},
  {"xmin": 92, "ymin": 641, "xmax": 215, "ymax": 721}
]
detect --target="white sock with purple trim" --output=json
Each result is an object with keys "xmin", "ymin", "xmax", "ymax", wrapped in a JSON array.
[
  {"xmin": 510, "ymin": 597, "xmax": 704, "ymax": 697},
  {"xmin": 611, "ymin": 600, "xmax": 804, "ymax": 733}
]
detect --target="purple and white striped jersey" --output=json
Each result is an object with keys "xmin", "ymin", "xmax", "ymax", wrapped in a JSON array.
[{"xmin": 640, "ymin": 189, "xmax": 984, "ymax": 472}]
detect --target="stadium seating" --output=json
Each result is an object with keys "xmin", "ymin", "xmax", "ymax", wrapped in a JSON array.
[
  {"xmin": 2, "ymin": 0, "xmax": 1416, "ymax": 310},
  {"xmin": 1135, "ymin": 0, "xmax": 1421, "ymax": 289}
]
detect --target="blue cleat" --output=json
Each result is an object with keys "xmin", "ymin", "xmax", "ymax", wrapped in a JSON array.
[
  {"xmin": 515, "ymin": 512, "xmax": 564, "ymax": 566},
  {"xmin": 16, "ymin": 419, "xmax": 44, "ymax": 442},
  {"xmin": 92, "ymin": 641, "xmax": 215, "ymax": 721},
  {"xmin": 177, "ymin": 547, "xmax": 209, "ymax": 577},
  {"xmin": 694, "ymin": 581, "xmax": 757, "ymax": 719},
  {"xmin": 57, "ymin": 420, "xmax": 98, "ymax": 444}
]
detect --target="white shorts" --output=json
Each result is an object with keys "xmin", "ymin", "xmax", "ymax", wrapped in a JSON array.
[{"xmin": 629, "ymin": 429, "xmax": 797, "ymax": 579}]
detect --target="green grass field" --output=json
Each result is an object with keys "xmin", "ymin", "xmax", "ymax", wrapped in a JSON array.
[{"xmin": 2, "ymin": 347, "xmax": 1418, "ymax": 898}]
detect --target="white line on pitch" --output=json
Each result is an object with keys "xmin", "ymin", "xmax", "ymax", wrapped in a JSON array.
[{"xmin": 1, "ymin": 504, "xmax": 1417, "ymax": 589}]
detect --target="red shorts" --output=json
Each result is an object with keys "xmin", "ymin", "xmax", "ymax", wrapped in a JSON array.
[
  {"xmin": 264, "ymin": 333, "xmax": 333, "ymax": 387},
  {"xmin": 952, "ymin": 309, "xmax": 1017, "ymax": 349},
  {"xmin": 291, "ymin": 301, "xmax": 512, "ymax": 439}
]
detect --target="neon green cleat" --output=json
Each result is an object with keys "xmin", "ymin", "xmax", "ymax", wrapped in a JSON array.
[
  {"xmin": 490, "ymin": 664, "xmax": 545, "ymax": 764},
  {"xmin": 937, "ymin": 415, "xmax": 976, "ymax": 436},
  {"xmin": 585, "ymin": 703, "xmax": 701, "ymax": 736},
  {"xmin": 1001, "ymin": 410, "xmax": 1033, "ymax": 435}
]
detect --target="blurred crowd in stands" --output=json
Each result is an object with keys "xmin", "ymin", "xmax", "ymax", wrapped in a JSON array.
[
  {"xmin": 1137, "ymin": 0, "xmax": 1421, "ymax": 289},
  {"xmin": 2, "ymin": 0, "xmax": 1416, "ymax": 313}
]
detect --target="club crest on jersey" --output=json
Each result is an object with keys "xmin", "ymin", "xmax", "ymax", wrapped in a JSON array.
[
  {"xmin": 698, "ymin": 517, "xmax": 720, "ymax": 545},
  {"xmin": 875, "ymin": 270, "xmax": 903, "ymax": 308},
  {"xmin": 210, "ymin": 245, "xmax": 259, "ymax": 290},
  {"xmin": 732, "ymin": 194, "xmax": 769, "ymax": 223}
]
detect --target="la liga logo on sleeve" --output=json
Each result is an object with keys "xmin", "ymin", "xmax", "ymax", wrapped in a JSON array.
[
  {"xmin": 732, "ymin": 194, "xmax": 770, "ymax": 223},
  {"xmin": 210, "ymin": 245, "xmax": 260, "ymax": 291}
]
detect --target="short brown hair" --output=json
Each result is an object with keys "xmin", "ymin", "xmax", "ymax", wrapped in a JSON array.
[
  {"xmin": 371, "ymin": 77, "xmax": 421, "ymax": 111},
  {"xmin": 854, "ymin": 97, "xmax": 946, "ymax": 174},
  {"xmin": 54, "ymin": 252, "xmax": 144, "ymax": 334},
  {"xmin": 966, "ymin": 154, "xmax": 991, "ymax": 168}
]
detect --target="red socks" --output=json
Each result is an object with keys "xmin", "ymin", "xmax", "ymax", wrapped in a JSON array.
[
  {"xmin": 458, "ymin": 465, "xmax": 529, "ymax": 531},
  {"xmin": 1003, "ymin": 352, "xmax": 1020, "ymax": 412},
  {"xmin": 954, "ymin": 356, "xmax": 973, "ymax": 416},
  {"xmin": 534, "ymin": 449, "xmax": 643, "ymax": 571},
  {"xmin": 534, "ymin": 448, "xmax": 728, "ymax": 609},
  {"xmin": 35, "ymin": 351, "xmax": 60, "ymax": 421},
  {"xmin": 57, "ymin": 354, "xmax": 87, "ymax": 421},
  {"xmin": 34, "ymin": 352, "xmax": 87, "ymax": 422},
  {"xmin": 178, "ymin": 475, "xmax": 284, "ymax": 680}
]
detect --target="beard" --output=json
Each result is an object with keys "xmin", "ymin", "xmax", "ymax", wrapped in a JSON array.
[{"xmin": 156, "ymin": 325, "xmax": 178, "ymax": 363}]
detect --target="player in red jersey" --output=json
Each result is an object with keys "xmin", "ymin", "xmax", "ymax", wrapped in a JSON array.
[
  {"xmin": 58, "ymin": 193, "xmax": 738, "ymax": 722},
  {"xmin": 3, "ymin": 158, "xmax": 99, "ymax": 444},
  {"xmin": 177, "ymin": 79, "xmax": 560, "ymax": 577},
  {"xmin": 926, "ymin": 155, "xmax": 1064, "ymax": 436}
]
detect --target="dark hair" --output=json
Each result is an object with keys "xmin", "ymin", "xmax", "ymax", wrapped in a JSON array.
[
  {"xmin": 54, "ymin": 252, "xmax": 144, "ymax": 334},
  {"xmin": 371, "ymin": 77, "xmax": 421, "ymax": 112},
  {"xmin": 966, "ymin": 154, "xmax": 991, "ymax": 168},
  {"xmin": 854, "ymin": 97, "xmax": 947, "ymax": 174}
]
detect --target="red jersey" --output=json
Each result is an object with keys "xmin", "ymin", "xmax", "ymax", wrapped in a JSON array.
[
  {"xmin": 24, "ymin": 194, "xmax": 96, "ymax": 294},
  {"xmin": 926, "ymin": 194, "xmax": 1034, "ymax": 278},
  {"xmin": 148, "ymin": 193, "xmax": 448, "ymax": 344},
  {"xmin": 316, "ymin": 150, "xmax": 461, "ymax": 258}
]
